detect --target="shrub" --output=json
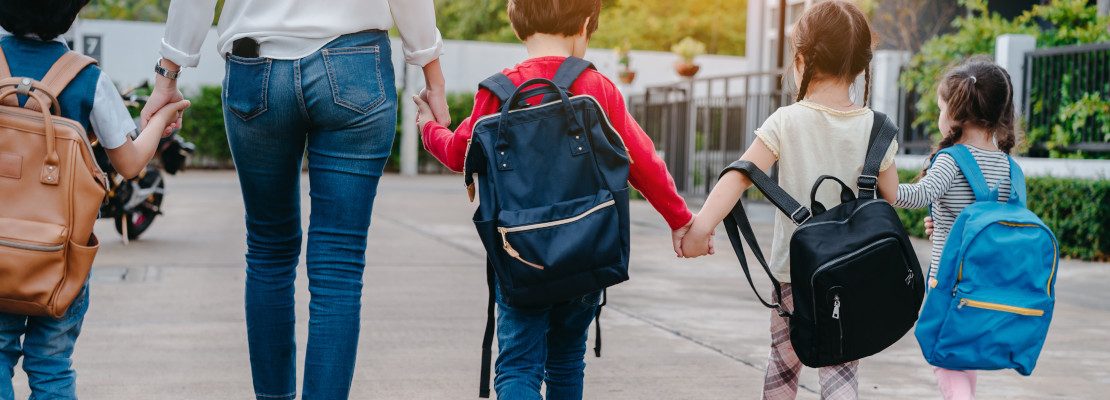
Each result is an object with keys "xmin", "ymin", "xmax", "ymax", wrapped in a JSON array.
[
  {"xmin": 178, "ymin": 86, "xmax": 232, "ymax": 166},
  {"xmin": 895, "ymin": 168, "xmax": 1110, "ymax": 261}
]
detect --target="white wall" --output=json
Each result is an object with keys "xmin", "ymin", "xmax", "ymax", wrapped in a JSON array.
[{"xmin": 74, "ymin": 19, "xmax": 748, "ymax": 95}]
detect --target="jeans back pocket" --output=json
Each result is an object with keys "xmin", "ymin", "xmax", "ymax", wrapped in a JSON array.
[
  {"xmin": 322, "ymin": 46, "xmax": 386, "ymax": 114},
  {"xmin": 224, "ymin": 55, "xmax": 272, "ymax": 121}
]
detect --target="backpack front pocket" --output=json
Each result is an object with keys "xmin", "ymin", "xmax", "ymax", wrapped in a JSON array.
[
  {"xmin": 496, "ymin": 190, "xmax": 622, "ymax": 285},
  {"xmin": 931, "ymin": 293, "xmax": 1053, "ymax": 374},
  {"xmin": 0, "ymin": 218, "xmax": 66, "ymax": 307}
]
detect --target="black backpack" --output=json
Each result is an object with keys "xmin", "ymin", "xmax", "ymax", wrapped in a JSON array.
[
  {"xmin": 720, "ymin": 111, "xmax": 925, "ymax": 368},
  {"xmin": 465, "ymin": 57, "xmax": 632, "ymax": 397}
]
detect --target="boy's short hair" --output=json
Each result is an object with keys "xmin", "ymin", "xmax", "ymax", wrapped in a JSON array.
[
  {"xmin": 0, "ymin": 0, "xmax": 90, "ymax": 41},
  {"xmin": 508, "ymin": 0, "xmax": 601, "ymax": 41}
]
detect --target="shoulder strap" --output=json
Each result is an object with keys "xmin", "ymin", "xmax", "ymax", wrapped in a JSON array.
[
  {"xmin": 721, "ymin": 160, "xmax": 811, "ymax": 225},
  {"xmin": 939, "ymin": 145, "xmax": 991, "ymax": 202},
  {"xmin": 478, "ymin": 73, "xmax": 516, "ymax": 105},
  {"xmin": 858, "ymin": 111, "xmax": 898, "ymax": 199},
  {"xmin": 719, "ymin": 164, "xmax": 793, "ymax": 317},
  {"xmin": 1007, "ymin": 156, "xmax": 1027, "ymax": 207},
  {"xmin": 20, "ymin": 52, "xmax": 97, "ymax": 112},
  {"xmin": 40, "ymin": 52, "xmax": 97, "ymax": 97},
  {"xmin": 0, "ymin": 46, "xmax": 11, "ymax": 79},
  {"xmin": 542, "ymin": 56, "xmax": 594, "ymax": 103}
]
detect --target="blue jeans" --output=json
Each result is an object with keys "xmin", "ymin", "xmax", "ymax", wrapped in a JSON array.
[
  {"xmin": 222, "ymin": 31, "xmax": 397, "ymax": 400},
  {"xmin": 494, "ymin": 289, "xmax": 601, "ymax": 400},
  {"xmin": 0, "ymin": 284, "xmax": 90, "ymax": 400}
]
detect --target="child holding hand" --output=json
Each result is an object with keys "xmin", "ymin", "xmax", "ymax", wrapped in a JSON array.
[{"xmin": 681, "ymin": 2, "xmax": 898, "ymax": 399}]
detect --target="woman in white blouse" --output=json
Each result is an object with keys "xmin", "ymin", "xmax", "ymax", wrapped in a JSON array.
[{"xmin": 141, "ymin": 2, "xmax": 450, "ymax": 399}]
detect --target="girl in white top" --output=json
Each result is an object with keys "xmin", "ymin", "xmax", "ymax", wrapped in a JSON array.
[{"xmin": 680, "ymin": 2, "xmax": 897, "ymax": 399}]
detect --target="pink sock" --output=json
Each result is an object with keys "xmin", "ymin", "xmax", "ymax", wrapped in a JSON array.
[{"xmin": 933, "ymin": 367, "xmax": 977, "ymax": 400}]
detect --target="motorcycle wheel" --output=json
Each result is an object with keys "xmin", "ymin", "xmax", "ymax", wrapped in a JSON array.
[{"xmin": 114, "ymin": 169, "xmax": 165, "ymax": 240}]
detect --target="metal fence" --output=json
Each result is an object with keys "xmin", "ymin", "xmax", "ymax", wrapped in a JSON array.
[
  {"xmin": 1023, "ymin": 42, "xmax": 1110, "ymax": 155},
  {"xmin": 628, "ymin": 71, "xmax": 788, "ymax": 195}
]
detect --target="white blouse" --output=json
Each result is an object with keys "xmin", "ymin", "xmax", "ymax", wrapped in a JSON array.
[{"xmin": 159, "ymin": 0, "xmax": 444, "ymax": 68}]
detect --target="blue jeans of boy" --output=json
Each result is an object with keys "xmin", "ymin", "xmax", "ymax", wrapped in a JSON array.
[
  {"xmin": 495, "ymin": 288, "xmax": 601, "ymax": 400},
  {"xmin": 222, "ymin": 31, "xmax": 396, "ymax": 400},
  {"xmin": 0, "ymin": 284, "xmax": 90, "ymax": 400}
]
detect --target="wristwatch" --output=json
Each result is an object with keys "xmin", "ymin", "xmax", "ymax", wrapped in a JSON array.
[{"xmin": 154, "ymin": 59, "xmax": 181, "ymax": 80}]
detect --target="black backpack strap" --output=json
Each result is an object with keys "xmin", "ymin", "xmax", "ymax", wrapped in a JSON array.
[
  {"xmin": 593, "ymin": 289, "xmax": 605, "ymax": 357},
  {"xmin": 858, "ymin": 111, "xmax": 898, "ymax": 199},
  {"xmin": 479, "ymin": 73, "xmax": 517, "ymax": 106},
  {"xmin": 479, "ymin": 258, "xmax": 496, "ymax": 398},
  {"xmin": 722, "ymin": 160, "xmax": 811, "ymax": 225},
  {"xmin": 541, "ymin": 56, "xmax": 595, "ymax": 103},
  {"xmin": 719, "ymin": 160, "xmax": 802, "ymax": 317}
]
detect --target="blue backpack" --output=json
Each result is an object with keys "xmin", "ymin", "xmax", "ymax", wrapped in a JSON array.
[
  {"xmin": 464, "ymin": 57, "xmax": 631, "ymax": 397},
  {"xmin": 915, "ymin": 145, "xmax": 1059, "ymax": 375}
]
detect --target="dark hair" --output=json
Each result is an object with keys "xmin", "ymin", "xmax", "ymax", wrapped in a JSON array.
[
  {"xmin": 921, "ymin": 56, "xmax": 1020, "ymax": 176},
  {"xmin": 508, "ymin": 0, "xmax": 600, "ymax": 41},
  {"xmin": 791, "ymin": 0, "xmax": 875, "ymax": 103},
  {"xmin": 0, "ymin": 0, "xmax": 89, "ymax": 41}
]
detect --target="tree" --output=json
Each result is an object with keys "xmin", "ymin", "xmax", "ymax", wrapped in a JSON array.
[{"xmin": 434, "ymin": 0, "xmax": 747, "ymax": 55}]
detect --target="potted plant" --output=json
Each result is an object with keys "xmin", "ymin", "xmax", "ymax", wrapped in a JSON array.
[
  {"xmin": 616, "ymin": 41, "xmax": 636, "ymax": 84},
  {"xmin": 671, "ymin": 37, "xmax": 706, "ymax": 78}
]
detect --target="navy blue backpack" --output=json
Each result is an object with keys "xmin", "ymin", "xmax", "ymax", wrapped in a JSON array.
[{"xmin": 464, "ymin": 57, "xmax": 632, "ymax": 397}]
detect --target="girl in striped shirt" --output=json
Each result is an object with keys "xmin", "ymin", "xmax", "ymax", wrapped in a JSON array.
[{"xmin": 894, "ymin": 57, "xmax": 1020, "ymax": 400}]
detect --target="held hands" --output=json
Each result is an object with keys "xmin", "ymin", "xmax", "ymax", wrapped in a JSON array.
[
  {"xmin": 679, "ymin": 215, "xmax": 716, "ymax": 258},
  {"xmin": 141, "ymin": 75, "xmax": 185, "ymax": 137},
  {"xmin": 146, "ymin": 99, "xmax": 192, "ymax": 134},
  {"xmin": 411, "ymin": 92, "xmax": 438, "ymax": 132}
]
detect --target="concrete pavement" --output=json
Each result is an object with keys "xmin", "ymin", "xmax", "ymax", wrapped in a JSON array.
[{"xmin": 11, "ymin": 171, "xmax": 1109, "ymax": 399}]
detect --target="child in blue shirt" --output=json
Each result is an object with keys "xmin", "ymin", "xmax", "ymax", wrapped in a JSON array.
[{"xmin": 0, "ymin": 1, "xmax": 188, "ymax": 398}]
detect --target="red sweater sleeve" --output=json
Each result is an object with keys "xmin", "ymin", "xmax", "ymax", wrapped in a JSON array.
[
  {"xmin": 421, "ymin": 89, "xmax": 500, "ymax": 172},
  {"xmin": 589, "ymin": 75, "xmax": 693, "ymax": 230}
]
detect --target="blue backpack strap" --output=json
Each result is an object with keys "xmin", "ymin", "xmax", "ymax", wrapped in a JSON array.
[
  {"xmin": 478, "ymin": 73, "xmax": 516, "ymax": 106},
  {"xmin": 541, "ymin": 56, "xmax": 595, "ymax": 102},
  {"xmin": 938, "ymin": 145, "xmax": 991, "ymax": 202},
  {"xmin": 1007, "ymin": 156, "xmax": 1028, "ymax": 207}
]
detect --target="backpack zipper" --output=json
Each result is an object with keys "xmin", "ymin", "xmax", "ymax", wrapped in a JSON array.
[
  {"xmin": 832, "ymin": 294, "xmax": 844, "ymax": 356},
  {"xmin": 0, "ymin": 238, "xmax": 64, "ymax": 252},
  {"xmin": 497, "ymin": 199, "xmax": 616, "ymax": 270},
  {"xmin": 958, "ymin": 298, "xmax": 1044, "ymax": 317}
]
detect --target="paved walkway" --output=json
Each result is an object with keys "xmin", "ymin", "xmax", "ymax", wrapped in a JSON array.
[{"xmin": 12, "ymin": 171, "xmax": 1109, "ymax": 399}]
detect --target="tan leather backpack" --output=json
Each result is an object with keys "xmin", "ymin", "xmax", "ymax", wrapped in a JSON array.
[{"xmin": 0, "ymin": 48, "xmax": 108, "ymax": 318}]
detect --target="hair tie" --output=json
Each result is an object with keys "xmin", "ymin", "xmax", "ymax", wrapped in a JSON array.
[{"xmin": 969, "ymin": 75, "xmax": 977, "ymax": 84}]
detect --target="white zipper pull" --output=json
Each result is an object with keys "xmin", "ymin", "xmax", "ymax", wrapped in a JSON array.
[
  {"xmin": 958, "ymin": 299, "xmax": 967, "ymax": 309},
  {"xmin": 832, "ymin": 295, "xmax": 841, "ymax": 319}
]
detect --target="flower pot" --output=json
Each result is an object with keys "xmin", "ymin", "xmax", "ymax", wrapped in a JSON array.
[
  {"xmin": 618, "ymin": 69, "xmax": 637, "ymax": 84},
  {"xmin": 675, "ymin": 62, "xmax": 700, "ymax": 78}
]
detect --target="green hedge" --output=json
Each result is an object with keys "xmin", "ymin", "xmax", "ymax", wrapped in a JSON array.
[
  {"xmin": 178, "ymin": 86, "xmax": 232, "ymax": 165},
  {"xmin": 178, "ymin": 86, "xmax": 477, "ymax": 170},
  {"xmin": 895, "ymin": 169, "xmax": 1109, "ymax": 261}
]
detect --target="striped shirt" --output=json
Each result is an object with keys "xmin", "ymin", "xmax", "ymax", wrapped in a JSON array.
[{"xmin": 895, "ymin": 145, "xmax": 1012, "ymax": 280}]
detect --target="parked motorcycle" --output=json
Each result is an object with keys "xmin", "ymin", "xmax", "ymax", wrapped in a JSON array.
[{"xmin": 94, "ymin": 82, "xmax": 195, "ymax": 242}]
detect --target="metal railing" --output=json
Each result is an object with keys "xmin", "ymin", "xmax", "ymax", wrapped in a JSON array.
[
  {"xmin": 629, "ymin": 71, "xmax": 789, "ymax": 195},
  {"xmin": 1023, "ymin": 42, "xmax": 1110, "ymax": 154}
]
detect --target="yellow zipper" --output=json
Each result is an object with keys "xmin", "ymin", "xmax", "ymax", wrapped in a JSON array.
[
  {"xmin": 957, "ymin": 221, "xmax": 1059, "ymax": 296},
  {"xmin": 496, "ymin": 199, "xmax": 616, "ymax": 270},
  {"xmin": 958, "ymin": 299, "xmax": 1044, "ymax": 316}
]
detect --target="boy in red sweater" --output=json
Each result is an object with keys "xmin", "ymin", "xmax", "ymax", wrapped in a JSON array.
[{"xmin": 413, "ymin": 0, "xmax": 692, "ymax": 398}]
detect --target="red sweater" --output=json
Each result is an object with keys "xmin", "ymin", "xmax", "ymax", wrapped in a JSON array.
[{"xmin": 421, "ymin": 56, "xmax": 692, "ymax": 230}]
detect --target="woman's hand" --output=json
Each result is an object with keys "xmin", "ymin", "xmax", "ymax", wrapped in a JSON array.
[{"xmin": 421, "ymin": 59, "xmax": 451, "ymax": 126}]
